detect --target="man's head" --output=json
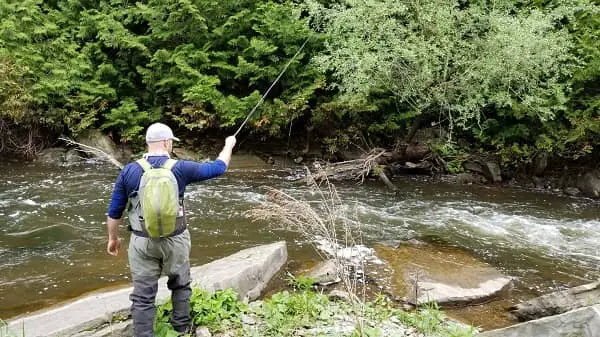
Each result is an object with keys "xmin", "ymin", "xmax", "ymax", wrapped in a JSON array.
[{"xmin": 145, "ymin": 123, "xmax": 179, "ymax": 153}]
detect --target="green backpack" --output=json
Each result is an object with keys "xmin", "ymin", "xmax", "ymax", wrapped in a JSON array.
[{"xmin": 135, "ymin": 158, "xmax": 180, "ymax": 238}]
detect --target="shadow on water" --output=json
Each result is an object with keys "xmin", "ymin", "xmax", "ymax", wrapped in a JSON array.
[{"xmin": 1, "ymin": 160, "xmax": 599, "ymax": 330}]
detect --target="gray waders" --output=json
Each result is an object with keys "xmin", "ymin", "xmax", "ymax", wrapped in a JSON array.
[{"xmin": 128, "ymin": 230, "xmax": 192, "ymax": 336}]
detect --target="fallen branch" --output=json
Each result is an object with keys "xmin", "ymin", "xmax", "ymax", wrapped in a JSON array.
[
  {"xmin": 311, "ymin": 148, "xmax": 387, "ymax": 183},
  {"xmin": 59, "ymin": 137, "xmax": 124, "ymax": 169}
]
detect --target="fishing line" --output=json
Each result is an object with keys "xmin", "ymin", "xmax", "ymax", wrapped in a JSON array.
[{"xmin": 233, "ymin": 36, "xmax": 311, "ymax": 137}]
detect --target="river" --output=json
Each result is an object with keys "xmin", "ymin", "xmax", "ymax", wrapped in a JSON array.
[{"xmin": 1, "ymin": 157, "xmax": 599, "ymax": 328}]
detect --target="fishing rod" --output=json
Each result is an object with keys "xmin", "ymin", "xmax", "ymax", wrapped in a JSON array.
[{"xmin": 233, "ymin": 36, "xmax": 311, "ymax": 137}]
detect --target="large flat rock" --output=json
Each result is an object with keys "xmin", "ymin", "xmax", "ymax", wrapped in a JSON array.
[
  {"xmin": 509, "ymin": 281, "xmax": 600, "ymax": 321},
  {"xmin": 376, "ymin": 244, "xmax": 511, "ymax": 306},
  {"xmin": 8, "ymin": 241, "xmax": 287, "ymax": 337},
  {"xmin": 481, "ymin": 305, "xmax": 600, "ymax": 337}
]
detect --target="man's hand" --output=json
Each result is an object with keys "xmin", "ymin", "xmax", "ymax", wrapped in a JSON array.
[
  {"xmin": 217, "ymin": 136, "xmax": 237, "ymax": 166},
  {"xmin": 225, "ymin": 135, "xmax": 236, "ymax": 149},
  {"xmin": 107, "ymin": 237, "xmax": 121, "ymax": 256},
  {"xmin": 106, "ymin": 216, "xmax": 122, "ymax": 256}
]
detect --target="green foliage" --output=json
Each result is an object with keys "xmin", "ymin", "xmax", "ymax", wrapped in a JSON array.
[
  {"xmin": 309, "ymin": 0, "xmax": 599, "ymax": 165},
  {"xmin": 1, "ymin": 0, "xmax": 599, "ymax": 166},
  {"xmin": 261, "ymin": 290, "xmax": 332, "ymax": 337},
  {"xmin": 155, "ymin": 288, "xmax": 247, "ymax": 336},
  {"xmin": 285, "ymin": 272, "xmax": 316, "ymax": 291},
  {"xmin": 433, "ymin": 142, "xmax": 468, "ymax": 173},
  {"xmin": 396, "ymin": 302, "xmax": 478, "ymax": 337}
]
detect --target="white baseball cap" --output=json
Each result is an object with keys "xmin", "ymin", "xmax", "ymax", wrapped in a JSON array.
[{"xmin": 145, "ymin": 123, "xmax": 180, "ymax": 143}]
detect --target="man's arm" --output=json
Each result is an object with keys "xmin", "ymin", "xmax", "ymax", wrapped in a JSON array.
[
  {"xmin": 179, "ymin": 136, "xmax": 237, "ymax": 184},
  {"xmin": 107, "ymin": 217, "xmax": 122, "ymax": 256},
  {"xmin": 216, "ymin": 136, "xmax": 236, "ymax": 167},
  {"xmin": 106, "ymin": 168, "xmax": 128, "ymax": 256}
]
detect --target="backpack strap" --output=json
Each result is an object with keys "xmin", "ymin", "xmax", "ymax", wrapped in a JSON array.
[
  {"xmin": 162, "ymin": 159, "xmax": 178, "ymax": 170},
  {"xmin": 136, "ymin": 158, "xmax": 153, "ymax": 172}
]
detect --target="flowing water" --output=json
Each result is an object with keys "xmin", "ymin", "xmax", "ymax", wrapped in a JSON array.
[{"xmin": 1, "ymin": 158, "xmax": 599, "ymax": 328}]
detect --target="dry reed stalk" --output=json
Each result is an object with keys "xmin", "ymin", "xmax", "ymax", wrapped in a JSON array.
[
  {"xmin": 59, "ymin": 137, "xmax": 124, "ymax": 169},
  {"xmin": 246, "ymin": 171, "xmax": 373, "ymax": 334}
]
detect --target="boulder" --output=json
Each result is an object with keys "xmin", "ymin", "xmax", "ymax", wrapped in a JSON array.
[
  {"xmin": 481, "ymin": 305, "xmax": 600, "ymax": 337},
  {"xmin": 306, "ymin": 260, "xmax": 341, "ymax": 286},
  {"xmin": 463, "ymin": 160, "xmax": 484, "ymax": 174},
  {"xmin": 463, "ymin": 159, "xmax": 502, "ymax": 183},
  {"xmin": 375, "ymin": 244, "xmax": 511, "ymax": 307},
  {"xmin": 577, "ymin": 171, "xmax": 600, "ymax": 198},
  {"xmin": 8, "ymin": 241, "xmax": 287, "ymax": 337},
  {"xmin": 75, "ymin": 129, "xmax": 121, "ymax": 161},
  {"xmin": 564, "ymin": 187, "xmax": 581, "ymax": 197},
  {"xmin": 509, "ymin": 281, "xmax": 600, "ymax": 321},
  {"xmin": 482, "ymin": 161, "xmax": 502, "ymax": 183},
  {"xmin": 36, "ymin": 147, "xmax": 66, "ymax": 165}
]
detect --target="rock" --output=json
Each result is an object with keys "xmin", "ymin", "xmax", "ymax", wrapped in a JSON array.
[
  {"xmin": 463, "ymin": 159, "xmax": 502, "ymax": 183},
  {"xmin": 8, "ymin": 241, "xmax": 287, "ymax": 337},
  {"xmin": 195, "ymin": 326, "xmax": 212, "ymax": 337},
  {"xmin": 450, "ymin": 172, "xmax": 486, "ymax": 185},
  {"xmin": 482, "ymin": 161, "xmax": 502, "ymax": 183},
  {"xmin": 403, "ymin": 144, "xmax": 431, "ymax": 161},
  {"xmin": 481, "ymin": 305, "xmax": 600, "ymax": 337},
  {"xmin": 173, "ymin": 147, "xmax": 202, "ymax": 161},
  {"xmin": 533, "ymin": 153, "xmax": 548, "ymax": 176},
  {"xmin": 294, "ymin": 156, "xmax": 304, "ymax": 164},
  {"xmin": 564, "ymin": 187, "xmax": 581, "ymax": 197},
  {"xmin": 532, "ymin": 176, "xmax": 545, "ymax": 189},
  {"xmin": 241, "ymin": 313, "xmax": 257, "ymax": 325},
  {"xmin": 463, "ymin": 160, "xmax": 484, "ymax": 174},
  {"xmin": 577, "ymin": 171, "xmax": 600, "ymax": 198},
  {"xmin": 75, "ymin": 129, "xmax": 121, "ymax": 162},
  {"xmin": 328, "ymin": 290, "xmax": 352, "ymax": 303},
  {"xmin": 36, "ymin": 147, "xmax": 66, "ymax": 165},
  {"xmin": 307, "ymin": 260, "xmax": 341, "ymax": 286},
  {"xmin": 376, "ymin": 244, "xmax": 511, "ymax": 307},
  {"xmin": 509, "ymin": 281, "xmax": 600, "ymax": 321},
  {"xmin": 65, "ymin": 149, "xmax": 84, "ymax": 164}
]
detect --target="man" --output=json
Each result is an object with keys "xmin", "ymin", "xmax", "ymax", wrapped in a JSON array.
[{"xmin": 106, "ymin": 122, "xmax": 236, "ymax": 336}]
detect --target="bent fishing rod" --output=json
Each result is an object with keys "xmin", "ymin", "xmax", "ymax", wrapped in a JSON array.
[{"xmin": 233, "ymin": 37, "xmax": 311, "ymax": 138}]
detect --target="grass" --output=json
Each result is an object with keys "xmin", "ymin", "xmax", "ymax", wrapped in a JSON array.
[{"xmin": 153, "ymin": 284, "xmax": 478, "ymax": 337}]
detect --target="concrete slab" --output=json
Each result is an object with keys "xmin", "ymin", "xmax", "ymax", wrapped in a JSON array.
[{"xmin": 8, "ymin": 241, "xmax": 287, "ymax": 337}]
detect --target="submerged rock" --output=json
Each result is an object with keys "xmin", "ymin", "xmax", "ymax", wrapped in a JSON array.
[{"xmin": 375, "ymin": 244, "xmax": 511, "ymax": 307}]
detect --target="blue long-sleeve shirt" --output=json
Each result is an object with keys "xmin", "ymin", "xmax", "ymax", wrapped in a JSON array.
[{"xmin": 107, "ymin": 156, "xmax": 227, "ymax": 219}]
